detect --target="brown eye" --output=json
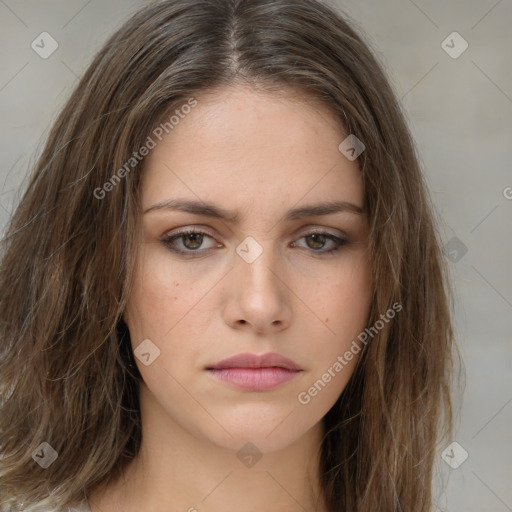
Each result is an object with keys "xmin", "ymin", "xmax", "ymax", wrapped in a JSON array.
[
  {"xmin": 304, "ymin": 233, "xmax": 328, "ymax": 250},
  {"xmin": 292, "ymin": 231, "xmax": 349, "ymax": 254},
  {"xmin": 182, "ymin": 232, "xmax": 204, "ymax": 250},
  {"xmin": 161, "ymin": 229, "xmax": 220, "ymax": 256}
]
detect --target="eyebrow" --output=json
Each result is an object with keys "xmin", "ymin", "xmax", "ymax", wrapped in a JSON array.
[{"xmin": 143, "ymin": 198, "xmax": 364, "ymax": 222}]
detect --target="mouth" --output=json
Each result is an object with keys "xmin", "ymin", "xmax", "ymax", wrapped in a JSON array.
[
  {"xmin": 206, "ymin": 352, "xmax": 303, "ymax": 391},
  {"xmin": 207, "ymin": 367, "xmax": 301, "ymax": 391}
]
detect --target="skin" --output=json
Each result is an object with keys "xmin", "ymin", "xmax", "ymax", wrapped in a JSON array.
[{"xmin": 89, "ymin": 85, "xmax": 373, "ymax": 512}]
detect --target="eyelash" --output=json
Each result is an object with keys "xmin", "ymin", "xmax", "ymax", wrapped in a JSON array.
[{"xmin": 161, "ymin": 228, "xmax": 349, "ymax": 257}]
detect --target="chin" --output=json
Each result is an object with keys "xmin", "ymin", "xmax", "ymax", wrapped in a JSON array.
[{"xmin": 193, "ymin": 407, "xmax": 321, "ymax": 454}]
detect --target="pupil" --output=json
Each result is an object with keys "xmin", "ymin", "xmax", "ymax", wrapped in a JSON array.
[
  {"xmin": 307, "ymin": 233, "xmax": 325, "ymax": 249},
  {"xmin": 184, "ymin": 233, "xmax": 202, "ymax": 249}
]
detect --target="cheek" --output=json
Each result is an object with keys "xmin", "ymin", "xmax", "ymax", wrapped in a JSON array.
[
  {"xmin": 125, "ymin": 249, "xmax": 206, "ymax": 339},
  {"xmin": 124, "ymin": 271, "xmax": 170, "ymax": 340},
  {"xmin": 296, "ymin": 254, "xmax": 372, "ymax": 403},
  {"xmin": 309, "ymin": 252, "xmax": 373, "ymax": 337},
  {"xmin": 124, "ymin": 257, "xmax": 201, "ymax": 395}
]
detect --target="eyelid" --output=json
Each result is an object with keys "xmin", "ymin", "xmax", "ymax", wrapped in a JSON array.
[
  {"xmin": 294, "ymin": 225, "xmax": 348, "ymax": 239},
  {"xmin": 164, "ymin": 225, "xmax": 216, "ymax": 237}
]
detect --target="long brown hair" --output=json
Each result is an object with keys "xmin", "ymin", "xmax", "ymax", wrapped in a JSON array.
[{"xmin": 0, "ymin": 1, "xmax": 461, "ymax": 510}]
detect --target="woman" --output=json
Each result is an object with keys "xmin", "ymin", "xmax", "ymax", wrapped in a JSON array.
[{"xmin": 0, "ymin": 0, "xmax": 460, "ymax": 511}]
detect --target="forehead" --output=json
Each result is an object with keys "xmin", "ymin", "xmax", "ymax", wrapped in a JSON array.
[{"xmin": 140, "ymin": 85, "xmax": 363, "ymax": 217}]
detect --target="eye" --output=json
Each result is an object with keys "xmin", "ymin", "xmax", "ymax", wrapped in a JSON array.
[
  {"xmin": 161, "ymin": 228, "xmax": 221, "ymax": 256},
  {"xmin": 291, "ymin": 231, "xmax": 349, "ymax": 254},
  {"xmin": 161, "ymin": 228, "xmax": 349, "ymax": 257}
]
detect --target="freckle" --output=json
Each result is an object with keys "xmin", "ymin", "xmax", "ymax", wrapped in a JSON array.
[{"xmin": 174, "ymin": 296, "xmax": 178, "ymax": 300}]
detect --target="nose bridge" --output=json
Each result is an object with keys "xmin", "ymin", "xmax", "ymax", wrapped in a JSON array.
[
  {"xmin": 235, "ymin": 235, "xmax": 281, "ymax": 296},
  {"xmin": 224, "ymin": 234, "xmax": 291, "ymax": 332}
]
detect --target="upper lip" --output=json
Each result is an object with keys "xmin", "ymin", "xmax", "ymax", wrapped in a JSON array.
[{"xmin": 207, "ymin": 352, "xmax": 302, "ymax": 371}]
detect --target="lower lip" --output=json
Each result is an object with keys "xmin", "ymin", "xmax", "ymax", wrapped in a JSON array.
[{"xmin": 207, "ymin": 367, "xmax": 301, "ymax": 391}]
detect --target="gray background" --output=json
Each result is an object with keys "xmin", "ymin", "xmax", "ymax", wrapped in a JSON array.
[{"xmin": 0, "ymin": 0, "xmax": 511, "ymax": 510}]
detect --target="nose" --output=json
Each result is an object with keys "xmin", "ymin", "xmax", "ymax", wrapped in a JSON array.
[{"xmin": 222, "ymin": 242, "xmax": 292, "ymax": 335}]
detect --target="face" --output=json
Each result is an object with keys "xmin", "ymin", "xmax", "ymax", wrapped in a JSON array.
[{"xmin": 124, "ymin": 85, "xmax": 373, "ymax": 453}]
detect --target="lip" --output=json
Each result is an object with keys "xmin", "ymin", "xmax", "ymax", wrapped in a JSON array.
[
  {"xmin": 206, "ymin": 352, "xmax": 303, "ymax": 391},
  {"xmin": 206, "ymin": 352, "xmax": 302, "ymax": 371}
]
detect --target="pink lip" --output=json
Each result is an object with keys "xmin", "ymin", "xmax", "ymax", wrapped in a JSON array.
[
  {"xmin": 208, "ymin": 352, "xmax": 302, "ymax": 371},
  {"xmin": 206, "ymin": 352, "xmax": 303, "ymax": 391}
]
